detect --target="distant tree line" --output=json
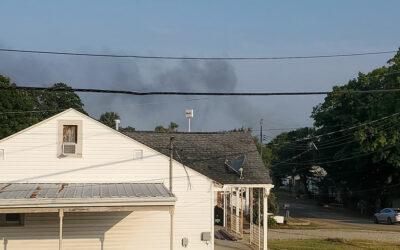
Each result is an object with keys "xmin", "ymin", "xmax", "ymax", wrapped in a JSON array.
[
  {"xmin": 0, "ymin": 75, "xmax": 85, "ymax": 139},
  {"xmin": 0, "ymin": 75, "xmax": 181, "ymax": 139},
  {"xmin": 264, "ymin": 50, "xmax": 400, "ymax": 214}
]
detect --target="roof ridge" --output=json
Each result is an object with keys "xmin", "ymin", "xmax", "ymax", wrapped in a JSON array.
[{"xmin": 124, "ymin": 130, "xmax": 251, "ymax": 135}]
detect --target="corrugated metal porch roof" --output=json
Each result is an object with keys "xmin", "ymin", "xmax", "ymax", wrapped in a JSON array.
[
  {"xmin": 0, "ymin": 183, "xmax": 173, "ymax": 199},
  {"xmin": 0, "ymin": 183, "xmax": 175, "ymax": 209}
]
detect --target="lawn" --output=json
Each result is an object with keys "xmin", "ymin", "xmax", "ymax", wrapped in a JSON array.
[{"xmin": 269, "ymin": 238, "xmax": 400, "ymax": 250}]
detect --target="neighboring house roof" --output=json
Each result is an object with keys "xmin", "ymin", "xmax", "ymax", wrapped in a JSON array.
[
  {"xmin": 0, "ymin": 183, "xmax": 175, "ymax": 207},
  {"xmin": 124, "ymin": 131, "xmax": 272, "ymax": 185}
]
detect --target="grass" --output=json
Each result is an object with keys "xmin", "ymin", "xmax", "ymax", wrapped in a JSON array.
[{"xmin": 269, "ymin": 238, "xmax": 400, "ymax": 250}]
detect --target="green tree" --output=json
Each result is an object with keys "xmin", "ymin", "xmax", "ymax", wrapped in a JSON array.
[
  {"xmin": 168, "ymin": 122, "xmax": 178, "ymax": 132},
  {"xmin": 35, "ymin": 82, "xmax": 86, "ymax": 118},
  {"xmin": 0, "ymin": 75, "xmax": 86, "ymax": 139},
  {"xmin": 311, "ymin": 50, "xmax": 400, "ymax": 211},
  {"xmin": 99, "ymin": 112, "xmax": 120, "ymax": 129},
  {"xmin": 0, "ymin": 75, "xmax": 39, "ymax": 139},
  {"xmin": 267, "ymin": 127, "xmax": 316, "ymax": 193},
  {"xmin": 155, "ymin": 122, "xmax": 179, "ymax": 133},
  {"xmin": 120, "ymin": 126, "xmax": 136, "ymax": 132}
]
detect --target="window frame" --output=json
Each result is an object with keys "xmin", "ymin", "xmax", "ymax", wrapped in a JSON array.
[
  {"xmin": 133, "ymin": 149, "xmax": 144, "ymax": 160},
  {"xmin": 58, "ymin": 120, "xmax": 83, "ymax": 158},
  {"xmin": 0, "ymin": 213, "xmax": 25, "ymax": 227}
]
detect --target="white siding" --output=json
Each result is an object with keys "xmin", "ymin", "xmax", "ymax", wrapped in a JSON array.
[{"xmin": 0, "ymin": 109, "xmax": 214, "ymax": 250}]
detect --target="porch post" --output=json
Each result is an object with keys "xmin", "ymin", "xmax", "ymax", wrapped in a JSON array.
[
  {"xmin": 245, "ymin": 187, "xmax": 250, "ymax": 214},
  {"xmin": 258, "ymin": 188, "xmax": 261, "ymax": 250},
  {"xmin": 223, "ymin": 190, "xmax": 227, "ymax": 227},
  {"xmin": 240, "ymin": 188, "xmax": 244, "ymax": 234},
  {"xmin": 263, "ymin": 188, "xmax": 269, "ymax": 250},
  {"xmin": 58, "ymin": 209, "xmax": 64, "ymax": 250},
  {"xmin": 170, "ymin": 207, "xmax": 175, "ymax": 250},
  {"xmin": 235, "ymin": 187, "xmax": 240, "ymax": 233},
  {"xmin": 249, "ymin": 187, "xmax": 253, "ymax": 244},
  {"xmin": 230, "ymin": 187, "xmax": 233, "ymax": 231},
  {"xmin": 211, "ymin": 187, "xmax": 215, "ymax": 250}
]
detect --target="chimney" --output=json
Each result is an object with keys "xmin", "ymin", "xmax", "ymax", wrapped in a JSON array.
[{"xmin": 115, "ymin": 119, "xmax": 121, "ymax": 131}]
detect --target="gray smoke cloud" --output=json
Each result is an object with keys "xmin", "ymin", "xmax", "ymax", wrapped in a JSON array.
[{"xmin": 0, "ymin": 50, "xmax": 261, "ymax": 132}]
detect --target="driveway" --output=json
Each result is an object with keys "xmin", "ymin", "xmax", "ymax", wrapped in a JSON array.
[{"xmin": 215, "ymin": 239, "xmax": 252, "ymax": 250}]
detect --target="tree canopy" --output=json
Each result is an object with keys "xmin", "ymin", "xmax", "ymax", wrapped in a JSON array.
[
  {"xmin": 0, "ymin": 75, "xmax": 86, "ymax": 139},
  {"xmin": 155, "ymin": 122, "xmax": 179, "ymax": 133},
  {"xmin": 310, "ymin": 50, "xmax": 400, "ymax": 210},
  {"xmin": 267, "ymin": 50, "xmax": 400, "ymax": 212},
  {"xmin": 99, "ymin": 112, "xmax": 120, "ymax": 129}
]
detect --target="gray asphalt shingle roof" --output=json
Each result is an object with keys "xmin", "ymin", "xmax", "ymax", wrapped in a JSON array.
[{"xmin": 124, "ymin": 131, "xmax": 272, "ymax": 185}]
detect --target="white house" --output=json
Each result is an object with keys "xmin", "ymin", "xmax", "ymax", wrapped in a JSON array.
[{"xmin": 0, "ymin": 109, "xmax": 273, "ymax": 250}]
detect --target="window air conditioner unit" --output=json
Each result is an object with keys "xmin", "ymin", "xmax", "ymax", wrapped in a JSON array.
[{"xmin": 62, "ymin": 142, "xmax": 76, "ymax": 155}]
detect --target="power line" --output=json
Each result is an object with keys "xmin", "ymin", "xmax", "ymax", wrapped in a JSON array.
[
  {"xmin": 0, "ymin": 109, "xmax": 67, "ymax": 115},
  {"xmin": 269, "ymin": 118, "xmax": 400, "ymax": 165},
  {"xmin": 269, "ymin": 112, "xmax": 400, "ymax": 147},
  {"xmin": 3, "ymin": 85, "xmax": 400, "ymax": 96},
  {"xmin": 0, "ymin": 48, "xmax": 396, "ymax": 61}
]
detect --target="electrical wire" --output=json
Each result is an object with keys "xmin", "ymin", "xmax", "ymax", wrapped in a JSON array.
[
  {"xmin": 269, "ymin": 120, "xmax": 400, "ymax": 166},
  {"xmin": 0, "ymin": 48, "xmax": 396, "ymax": 60},
  {"xmin": 0, "ymin": 98, "xmax": 209, "ymax": 115},
  {"xmin": 269, "ymin": 112, "xmax": 400, "ymax": 147},
  {"xmin": 0, "ymin": 109, "xmax": 67, "ymax": 115},
  {"xmin": 3, "ymin": 85, "xmax": 400, "ymax": 96}
]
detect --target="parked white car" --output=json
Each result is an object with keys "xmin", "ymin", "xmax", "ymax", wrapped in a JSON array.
[{"xmin": 374, "ymin": 208, "xmax": 400, "ymax": 224}]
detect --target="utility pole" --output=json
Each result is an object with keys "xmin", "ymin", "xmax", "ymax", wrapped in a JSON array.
[
  {"xmin": 169, "ymin": 136, "xmax": 175, "ymax": 250},
  {"xmin": 260, "ymin": 119, "xmax": 263, "ymax": 160},
  {"xmin": 169, "ymin": 136, "xmax": 174, "ymax": 193}
]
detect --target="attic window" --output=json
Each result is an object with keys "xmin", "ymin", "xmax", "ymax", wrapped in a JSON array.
[
  {"xmin": 58, "ymin": 120, "xmax": 82, "ymax": 158},
  {"xmin": 62, "ymin": 125, "xmax": 78, "ymax": 155},
  {"xmin": 63, "ymin": 125, "xmax": 77, "ymax": 143}
]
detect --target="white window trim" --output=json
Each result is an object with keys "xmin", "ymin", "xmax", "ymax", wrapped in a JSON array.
[{"xmin": 133, "ymin": 149, "xmax": 144, "ymax": 160}]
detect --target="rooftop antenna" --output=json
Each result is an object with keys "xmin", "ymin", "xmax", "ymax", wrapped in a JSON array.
[{"xmin": 185, "ymin": 109, "xmax": 194, "ymax": 132}]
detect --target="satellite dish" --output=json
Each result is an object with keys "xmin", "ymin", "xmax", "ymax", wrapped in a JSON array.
[{"xmin": 225, "ymin": 155, "xmax": 246, "ymax": 179}]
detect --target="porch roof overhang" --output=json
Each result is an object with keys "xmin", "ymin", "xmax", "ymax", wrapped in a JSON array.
[
  {"xmin": 213, "ymin": 183, "xmax": 274, "ymax": 191},
  {"xmin": 0, "ymin": 183, "xmax": 175, "ymax": 213}
]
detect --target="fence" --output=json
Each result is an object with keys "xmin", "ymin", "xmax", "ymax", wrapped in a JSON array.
[{"xmin": 250, "ymin": 223, "xmax": 263, "ymax": 249}]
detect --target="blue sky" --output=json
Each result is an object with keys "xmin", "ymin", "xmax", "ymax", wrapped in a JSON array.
[{"xmin": 0, "ymin": 1, "xmax": 399, "ymax": 134}]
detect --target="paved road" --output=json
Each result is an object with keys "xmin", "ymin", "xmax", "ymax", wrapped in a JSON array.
[
  {"xmin": 215, "ymin": 192, "xmax": 400, "ymax": 249},
  {"xmin": 277, "ymin": 192, "xmax": 400, "ymax": 231},
  {"xmin": 271, "ymin": 191, "xmax": 400, "ymax": 241}
]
